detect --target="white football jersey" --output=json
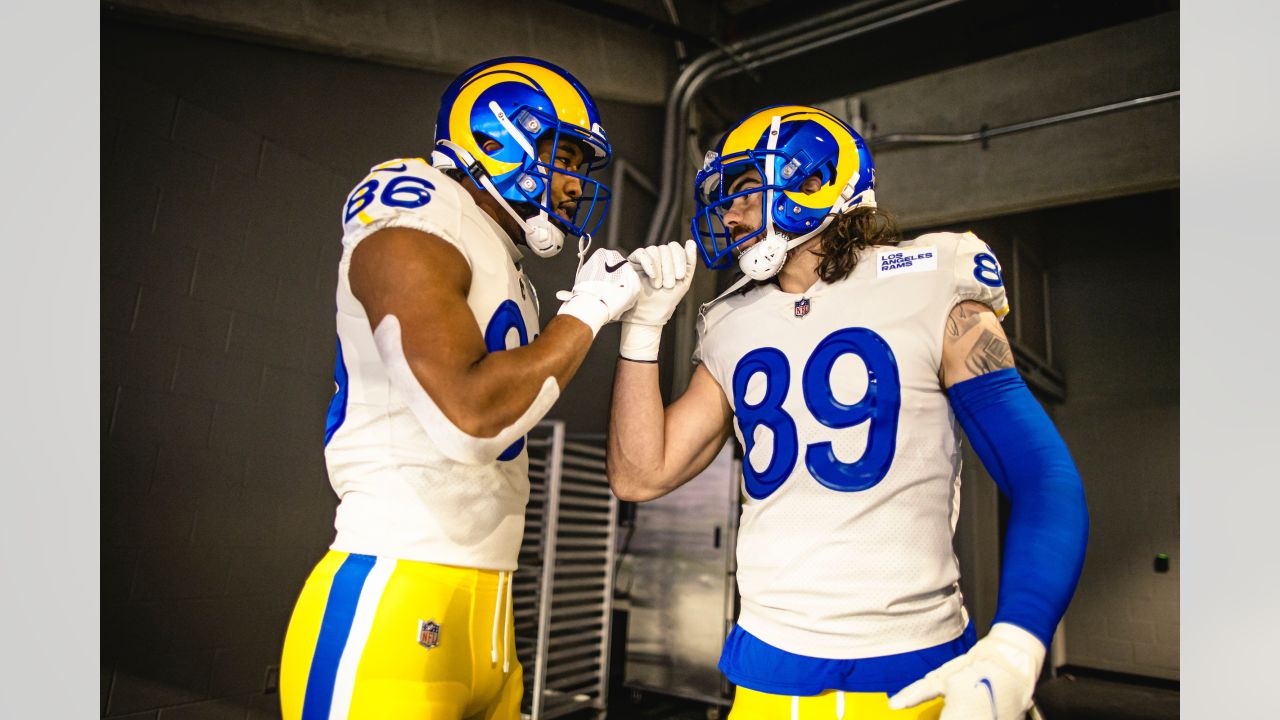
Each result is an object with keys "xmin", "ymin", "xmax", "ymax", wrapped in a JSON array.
[
  {"xmin": 696, "ymin": 232, "xmax": 1009, "ymax": 658},
  {"xmin": 324, "ymin": 158, "xmax": 540, "ymax": 571}
]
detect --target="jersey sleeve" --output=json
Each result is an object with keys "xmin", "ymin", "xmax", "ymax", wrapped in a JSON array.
[
  {"xmin": 692, "ymin": 292, "xmax": 732, "ymax": 364},
  {"xmin": 692, "ymin": 296, "xmax": 736, "ymax": 391},
  {"xmin": 692, "ymin": 306, "xmax": 711, "ymax": 367},
  {"xmin": 339, "ymin": 157, "xmax": 470, "ymax": 268},
  {"xmin": 950, "ymin": 231, "xmax": 1010, "ymax": 320}
]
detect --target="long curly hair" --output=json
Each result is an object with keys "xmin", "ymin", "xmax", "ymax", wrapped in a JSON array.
[{"xmin": 812, "ymin": 205, "xmax": 902, "ymax": 283}]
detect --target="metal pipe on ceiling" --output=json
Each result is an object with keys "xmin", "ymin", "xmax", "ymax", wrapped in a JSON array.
[
  {"xmin": 868, "ymin": 90, "xmax": 1181, "ymax": 148},
  {"xmin": 644, "ymin": 0, "xmax": 965, "ymax": 248}
]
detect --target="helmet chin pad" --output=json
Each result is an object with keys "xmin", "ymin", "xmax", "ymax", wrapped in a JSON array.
[
  {"xmin": 737, "ymin": 233, "xmax": 788, "ymax": 280},
  {"xmin": 524, "ymin": 214, "xmax": 565, "ymax": 257}
]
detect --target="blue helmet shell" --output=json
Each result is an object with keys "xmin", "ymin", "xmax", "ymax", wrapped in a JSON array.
[
  {"xmin": 435, "ymin": 57, "xmax": 613, "ymax": 239},
  {"xmin": 691, "ymin": 105, "xmax": 876, "ymax": 270}
]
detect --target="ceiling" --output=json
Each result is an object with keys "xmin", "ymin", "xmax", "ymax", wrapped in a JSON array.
[{"xmin": 551, "ymin": 0, "xmax": 1178, "ymax": 119}]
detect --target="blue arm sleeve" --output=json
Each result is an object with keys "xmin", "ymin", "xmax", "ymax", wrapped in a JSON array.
[{"xmin": 947, "ymin": 367, "xmax": 1089, "ymax": 648}]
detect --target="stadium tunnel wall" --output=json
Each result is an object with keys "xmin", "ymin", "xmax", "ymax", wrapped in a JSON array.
[{"xmin": 101, "ymin": 15, "xmax": 666, "ymax": 717}]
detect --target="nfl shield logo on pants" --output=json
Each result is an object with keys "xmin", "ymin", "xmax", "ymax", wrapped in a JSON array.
[
  {"xmin": 418, "ymin": 619, "xmax": 440, "ymax": 649},
  {"xmin": 794, "ymin": 297, "xmax": 810, "ymax": 318}
]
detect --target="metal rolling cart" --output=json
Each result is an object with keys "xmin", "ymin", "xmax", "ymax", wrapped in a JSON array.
[
  {"xmin": 617, "ymin": 441, "xmax": 741, "ymax": 711},
  {"xmin": 516, "ymin": 422, "xmax": 619, "ymax": 720}
]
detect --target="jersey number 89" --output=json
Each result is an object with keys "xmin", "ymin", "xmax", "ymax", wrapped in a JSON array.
[{"xmin": 732, "ymin": 327, "xmax": 900, "ymax": 500}]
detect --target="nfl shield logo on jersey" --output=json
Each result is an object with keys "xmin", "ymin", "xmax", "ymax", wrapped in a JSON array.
[
  {"xmin": 418, "ymin": 619, "xmax": 440, "ymax": 649},
  {"xmin": 794, "ymin": 297, "xmax": 810, "ymax": 318}
]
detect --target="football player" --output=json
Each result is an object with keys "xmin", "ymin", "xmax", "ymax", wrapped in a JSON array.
[
  {"xmin": 279, "ymin": 57, "xmax": 641, "ymax": 720},
  {"xmin": 607, "ymin": 105, "xmax": 1089, "ymax": 720}
]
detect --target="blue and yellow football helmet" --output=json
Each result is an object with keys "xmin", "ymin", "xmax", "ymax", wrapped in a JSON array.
[
  {"xmin": 433, "ymin": 56, "xmax": 612, "ymax": 257},
  {"xmin": 691, "ymin": 105, "xmax": 876, "ymax": 279}
]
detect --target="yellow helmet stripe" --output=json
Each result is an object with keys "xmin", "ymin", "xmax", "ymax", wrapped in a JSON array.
[
  {"xmin": 449, "ymin": 69, "xmax": 530, "ymax": 176},
  {"xmin": 448, "ymin": 62, "xmax": 592, "ymax": 178},
  {"xmin": 486, "ymin": 61, "xmax": 591, "ymax": 131},
  {"xmin": 721, "ymin": 106, "xmax": 861, "ymax": 211}
]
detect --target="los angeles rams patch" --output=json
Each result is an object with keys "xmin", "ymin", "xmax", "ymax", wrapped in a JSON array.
[{"xmin": 877, "ymin": 246, "xmax": 937, "ymax": 278}]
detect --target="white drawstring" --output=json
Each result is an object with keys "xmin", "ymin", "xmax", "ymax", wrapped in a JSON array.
[
  {"xmin": 836, "ymin": 690, "xmax": 845, "ymax": 719},
  {"xmin": 553, "ymin": 233, "xmax": 594, "ymax": 302},
  {"xmin": 490, "ymin": 570, "xmax": 505, "ymax": 665},
  {"xmin": 791, "ymin": 695, "xmax": 799, "ymax": 720},
  {"xmin": 501, "ymin": 573, "xmax": 512, "ymax": 673}
]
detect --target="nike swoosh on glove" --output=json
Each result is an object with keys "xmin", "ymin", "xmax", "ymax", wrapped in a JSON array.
[
  {"xmin": 888, "ymin": 623, "xmax": 1045, "ymax": 720},
  {"xmin": 619, "ymin": 240, "xmax": 698, "ymax": 362},
  {"xmin": 556, "ymin": 247, "xmax": 642, "ymax": 337}
]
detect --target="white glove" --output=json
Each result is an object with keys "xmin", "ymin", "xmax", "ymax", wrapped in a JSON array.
[
  {"xmin": 619, "ymin": 240, "xmax": 698, "ymax": 362},
  {"xmin": 888, "ymin": 623, "xmax": 1045, "ymax": 720},
  {"xmin": 556, "ymin": 248, "xmax": 642, "ymax": 337}
]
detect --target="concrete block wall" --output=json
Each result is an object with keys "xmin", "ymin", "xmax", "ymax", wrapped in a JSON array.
[
  {"xmin": 102, "ymin": 16, "xmax": 665, "ymax": 718},
  {"xmin": 1044, "ymin": 193, "xmax": 1180, "ymax": 680},
  {"xmin": 102, "ymin": 73, "xmax": 344, "ymax": 720},
  {"xmin": 948, "ymin": 190, "xmax": 1180, "ymax": 681}
]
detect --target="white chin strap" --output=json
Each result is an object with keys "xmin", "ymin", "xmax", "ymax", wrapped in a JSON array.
[
  {"xmin": 737, "ymin": 115, "xmax": 787, "ymax": 281},
  {"xmin": 434, "ymin": 138, "xmax": 566, "ymax": 258},
  {"xmin": 521, "ymin": 214, "xmax": 565, "ymax": 257},
  {"xmin": 734, "ymin": 188, "xmax": 872, "ymax": 281},
  {"xmin": 736, "ymin": 217, "xmax": 834, "ymax": 281}
]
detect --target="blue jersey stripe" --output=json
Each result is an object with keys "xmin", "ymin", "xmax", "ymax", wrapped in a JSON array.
[
  {"xmin": 324, "ymin": 338, "xmax": 349, "ymax": 446},
  {"xmin": 719, "ymin": 622, "xmax": 976, "ymax": 696},
  {"xmin": 301, "ymin": 553, "xmax": 377, "ymax": 720}
]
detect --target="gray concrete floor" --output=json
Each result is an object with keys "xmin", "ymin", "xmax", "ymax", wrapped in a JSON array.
[
  {"xmin": 566, "ymin": 674, "xmax": 1180, "ymax": 720},
  {"xmin": 1035, "ymin": 672, "xmax": 1179, "ymax": 720}
]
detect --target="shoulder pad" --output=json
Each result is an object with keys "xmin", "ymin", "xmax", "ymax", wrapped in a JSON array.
[
  {"xmin": 948, "ymin": 231, "xmax": 1010, "ymax": 320},
  {"xmin": 339, "ymin": 158, "xmax": 467, "ymax": 255}
]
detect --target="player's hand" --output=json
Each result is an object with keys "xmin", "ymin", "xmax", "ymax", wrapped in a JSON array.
[
  {"xmin": 888, "ymin": 623, "xmax": 1045, "ymax": 720},
  {"xmin": 619, "ymin": 240, "xmax": 698, "ymax": 362},
  {"xmin": 556, "ymin": 248, "xmax": 642, "ymax": 337}
]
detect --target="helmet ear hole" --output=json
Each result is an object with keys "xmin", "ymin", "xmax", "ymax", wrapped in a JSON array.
[
  {"xmin": 822, "ymin": 161, "xmax": 838, "ymax": 186},
  {"xmin": 476, "ymin": 134, "xmax": 504, "ymax": 154}
]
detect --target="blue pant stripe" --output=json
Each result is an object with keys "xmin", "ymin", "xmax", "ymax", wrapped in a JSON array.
[{"xmin": 301, "ymin": 553, "xmax": 378, "ymax": 720}]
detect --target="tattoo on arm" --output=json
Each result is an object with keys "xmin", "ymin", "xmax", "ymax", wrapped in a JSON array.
[
  {"xmin": 946, "ymin": 303, "xmax": 984, "ymax": 338},
  {"xmin": 963, "ymin": 329, "xmax": 1015, "ymax": 376}
]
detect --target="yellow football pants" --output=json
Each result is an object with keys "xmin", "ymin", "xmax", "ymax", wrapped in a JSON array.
[
  {"xmin": 729, "ymin": 686, "xmax": 943, "ymax": 720},
  {"xmin": 280, "ymin": 551, "xmax": 521, "ymax": 720}
]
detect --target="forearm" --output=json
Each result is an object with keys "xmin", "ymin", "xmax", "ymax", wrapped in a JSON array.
[
  {"xmin": 420, "ymin": 315, "xmax": 594, "ymax": 438},
  {"xmin": 607, "ymin": 361, "xmax": 731, "ymax": 501},
  {"xmin": 607, "ymin": 360, "xmax": 670, "ymax": 499},
  {"xmin": 949, "ymin": 368, "xmax": 1089, "ymax": 646}
]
